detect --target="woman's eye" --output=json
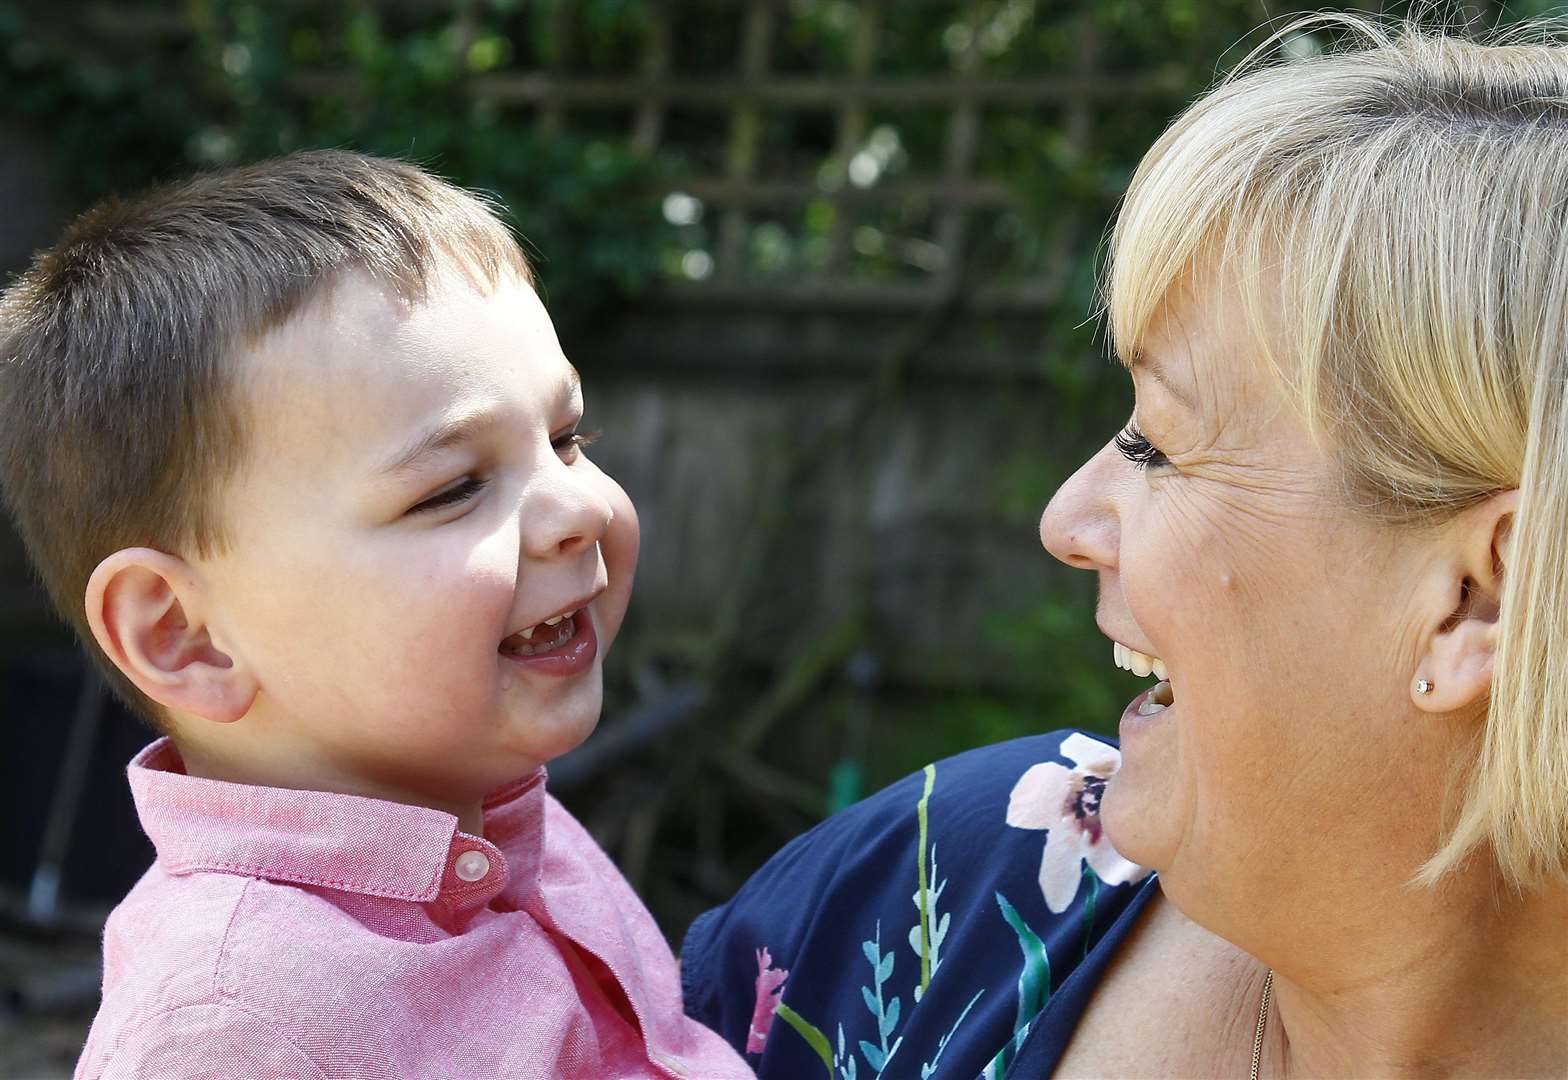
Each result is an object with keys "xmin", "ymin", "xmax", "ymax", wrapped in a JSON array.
[
  {"xmin": 1114, "ymin": 423, "xmax": 1170, "ymax": 470},
  {"xmin": 553, "ymin": 428, "xmax": 601, "ymax": 462},
  {"xmin": 409, "ymin": 475, "xmax": 489, "ymax": 515}
]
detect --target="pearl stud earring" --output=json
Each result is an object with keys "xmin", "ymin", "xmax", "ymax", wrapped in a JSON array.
[{"xmin": 1416, "ymin": 678, "xmax": 1434, "ymax": 695}]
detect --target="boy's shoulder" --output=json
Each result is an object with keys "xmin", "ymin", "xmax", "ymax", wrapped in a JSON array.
[
  {"xmin": 79, "ymin": 869, "xmax": 326, "ymax": 1078},
  {"xmin": 80, "ymin": 846, "xmax": 456, "ymax": 1077},
  {"xmin": 102, "ymin": 863, "xmax": 262, "ymax": 997}
]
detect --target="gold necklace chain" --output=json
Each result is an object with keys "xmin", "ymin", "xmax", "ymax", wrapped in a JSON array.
[{"xmin": 1250, "ymin": 968, "xmax": 1274, "ymax": 1080}]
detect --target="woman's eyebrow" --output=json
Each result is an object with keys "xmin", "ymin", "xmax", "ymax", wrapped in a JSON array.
[{"xmin": 1121, "ymin": 348, "xmax": 1195, "ymax": 410}]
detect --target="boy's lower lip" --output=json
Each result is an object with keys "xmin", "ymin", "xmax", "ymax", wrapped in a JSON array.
[{"xmin": 500, "ymin": 610, "xmax": 598, "ymax": 676}]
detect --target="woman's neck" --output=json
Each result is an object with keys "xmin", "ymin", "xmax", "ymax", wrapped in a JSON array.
[{"xmin": 1261, "ymin": 876, "xmax": 1568, "ymax": 1077}]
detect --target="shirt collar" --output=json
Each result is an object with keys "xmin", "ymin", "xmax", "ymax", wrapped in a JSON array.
[{"xmin": 127, "ymin": 739, "xmax": 545, "ymax": 919}]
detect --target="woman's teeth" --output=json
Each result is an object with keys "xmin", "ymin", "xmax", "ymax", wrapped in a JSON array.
[
  {"xmin": 1113, "ymin": 641, "xmax": 1175, "ymax": 715},
  {"xmin": 1112, "ymin": 641, "xmax": 1168, "ymax": 681}
]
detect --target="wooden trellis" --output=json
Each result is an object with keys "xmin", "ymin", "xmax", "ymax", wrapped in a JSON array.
[
  {"xmin": 68, "ymin": 0, "xmax": 1192, "ymax": 312},
  {"xmin": 455, "ymin": 0, "xmax": 1186, "ymax": 309}
]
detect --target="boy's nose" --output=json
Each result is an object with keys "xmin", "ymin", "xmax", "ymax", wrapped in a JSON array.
[
  {"xmin": 1040, "ymin": 440, "xmax": 1122, "ymax": 572},
  {"xmin": 520, "ymin": 473, "xmax": 614, "ymax": 559}
]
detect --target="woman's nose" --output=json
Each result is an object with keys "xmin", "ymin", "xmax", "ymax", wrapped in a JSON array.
[
  {"xmin": 519, "ymin": 467, "xmax": 614, "ymax": 559},
  {"xmin": 1040, "ymin": 440, "xmax": 1122, "ymax": 571}
]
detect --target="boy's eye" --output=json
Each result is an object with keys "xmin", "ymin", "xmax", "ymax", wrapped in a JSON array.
[
  {"xmin": 408, "ymin": 475, "xmax": 489, "ymax": 515},
  {"xmin": 553, "ymin": 428, "xmax": 600, "ymax": 462},
  {"xmin": 1114, "ymin": 423, "xmax": 1170, "ymax": 470}
]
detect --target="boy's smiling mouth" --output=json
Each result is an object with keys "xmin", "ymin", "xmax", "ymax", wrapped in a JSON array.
[
  {"xmin": 498, "ymin": 589, "xmax": 605, "ymax": 673},
  {"xmin": 501, "ymin": 609, "xmax": 581, "ymax": 656}
]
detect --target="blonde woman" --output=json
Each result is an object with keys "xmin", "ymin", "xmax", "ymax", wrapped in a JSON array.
[{"xmin": 681, "ymin": 17, "xmax": 1568, "ymax": 1078}]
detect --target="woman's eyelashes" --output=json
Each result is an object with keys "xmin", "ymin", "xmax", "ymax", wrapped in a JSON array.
[{"xmin": 1114, "ymin": 423, "xmax": 1171, "ymax": 470}]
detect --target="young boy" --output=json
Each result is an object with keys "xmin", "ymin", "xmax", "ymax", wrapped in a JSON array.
[{"xmin": 0, "ymin": 151, "xmax": 753, "ymax": 1079}]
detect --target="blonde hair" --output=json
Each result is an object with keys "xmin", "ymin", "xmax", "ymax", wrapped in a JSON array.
[{"xmin": 1106, "ymin": 14, "xmax": 1568, "ymax": 890}]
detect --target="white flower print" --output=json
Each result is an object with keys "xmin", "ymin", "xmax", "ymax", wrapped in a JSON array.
[{"xmin": 1005, "ymin": 733, "xmax": 1150, "ymax": 913}]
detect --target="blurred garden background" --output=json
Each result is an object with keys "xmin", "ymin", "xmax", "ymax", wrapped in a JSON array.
[{"xmin": 0, "ymin": 0, "xmax": 1559, "ymax": 1073}]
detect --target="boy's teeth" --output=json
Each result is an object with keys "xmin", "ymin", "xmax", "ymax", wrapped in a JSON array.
[
  {"xmin": 502, "ymin": 613, "xmax": 577, "ymax": 657},
  {"xmin": 1151, "ymin": 658, "xmax": 1168, "ymax": 681},
  {"xmin": 516, "ymin": 609, "xmax": 578, "ymax": 642}
]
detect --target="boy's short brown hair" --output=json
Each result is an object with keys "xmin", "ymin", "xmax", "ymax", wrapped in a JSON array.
[{"xmin": 0, "ymin": 150, "xmax": 532, "ymax": 725}]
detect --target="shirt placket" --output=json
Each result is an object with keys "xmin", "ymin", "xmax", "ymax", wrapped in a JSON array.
[{"xmin": 430, "ymin": 836, "xmax": 509, "ymax": 926}]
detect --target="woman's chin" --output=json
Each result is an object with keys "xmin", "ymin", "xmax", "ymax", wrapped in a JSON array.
[{"xmin": 1100, "ymin": 758, "xmax": 1178, "ymax": 874}]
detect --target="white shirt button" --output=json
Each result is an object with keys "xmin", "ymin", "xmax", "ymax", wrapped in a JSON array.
[{"xmin": 454, "ymin": 850, "xmax": 490, "ymax": 881}]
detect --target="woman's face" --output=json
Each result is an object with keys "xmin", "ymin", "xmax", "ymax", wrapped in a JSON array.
[{"xmin": 1040, "ymin": 275, "xmax": 1456, "ymax": 924}]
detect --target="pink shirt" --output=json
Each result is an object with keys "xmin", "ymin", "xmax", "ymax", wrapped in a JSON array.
[{"xmin": 75, "ymin": 740, "xmax": 754, "ymax": 1080}]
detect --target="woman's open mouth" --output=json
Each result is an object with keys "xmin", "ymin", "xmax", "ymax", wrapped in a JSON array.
[{"xmin": 1113, "ymin": 640, "xmax": 1175, "ymax": 721}]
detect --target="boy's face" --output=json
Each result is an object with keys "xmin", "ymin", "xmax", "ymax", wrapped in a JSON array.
[{"xmin": 194, "ymin": 265, "xmax": 638, "ymax": 808}]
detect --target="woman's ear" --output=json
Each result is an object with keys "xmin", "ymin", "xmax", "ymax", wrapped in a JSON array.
[
  {"xmin": 84, "ymin": 548, "xmax": 258, "ymax": 724},
  {"xmin": 1412, "ymin": 490, "xmax": 1518, "ymax": 715}
]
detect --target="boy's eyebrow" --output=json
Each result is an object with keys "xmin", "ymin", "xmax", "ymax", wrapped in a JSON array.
[
  {"xmin": 376, "ymin": 365, "xmax": 584, "ymax": 478},
  {"xmin": 377, "ymin": 408, "xmax": 497, "ymax": 478}
]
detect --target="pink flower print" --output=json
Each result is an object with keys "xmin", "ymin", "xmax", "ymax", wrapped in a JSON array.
[
  {"xmin": 1005, "ymin": 733, "xmax": 1150, "ymax": 913},
  {"xmin": 747, "ymin": 947, "xmax": 789, "ymax": 1054}
]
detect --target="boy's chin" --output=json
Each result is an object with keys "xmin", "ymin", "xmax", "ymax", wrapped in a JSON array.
[{"xmin": 509, "ymin": 684, "xmax": 605, "ymax": 761}]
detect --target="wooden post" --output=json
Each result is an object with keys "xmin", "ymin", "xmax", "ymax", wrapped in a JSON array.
[
  {"xmin": 632, "ymin": 4, "xmax": 672, "ymax": 154},
  {"xmin": 536, "ymin": 0, "xmax": 573, "ymax": 135},
  {"xmin": 717, "ymin": 0, "xmax": 775, "ymax": 280},
  {"xmin": 1041, "ymin": 13, "xmax": 1100, "ymax": 304},
  {"xmin": 935, "ymin": 0, "xmax": 983, "ymax": 298},
  {"xmin": 825, "ymin": 0, "xmax": 880, "ymax": 276}
]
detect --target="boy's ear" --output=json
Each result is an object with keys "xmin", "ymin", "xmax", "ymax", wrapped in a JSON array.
[
  {"xmin": 1412, "ymin": 489, "xmax": 1518, "ymax": 715},
  {"xmin": 84, "ymin": 549, "xmax": 258, "ymax": 724}
]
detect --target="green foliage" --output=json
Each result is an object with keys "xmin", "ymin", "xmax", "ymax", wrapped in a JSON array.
[{"xmin": 0, "ymin": 0, "xmax": 677, "ymax": 333}]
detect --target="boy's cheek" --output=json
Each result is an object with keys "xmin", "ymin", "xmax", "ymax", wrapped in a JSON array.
[{"xmin": 593, "ymin": 467, "xmax": 639, "ymax": 653}]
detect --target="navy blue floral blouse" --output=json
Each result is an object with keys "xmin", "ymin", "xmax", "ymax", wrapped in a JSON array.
[{"xmin": 681, "ymin": 730, "xmax": 1158, "ymax": 1078}]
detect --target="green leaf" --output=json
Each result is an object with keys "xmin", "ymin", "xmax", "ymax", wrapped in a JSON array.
[
  {"xmin": 994, "ymin": 890, "xmax": 1052, "ymax": 1069},
  {"xmin": 861, "ymin": 985, "xmax": 879, "ymax": 1018},
  {"xmin": 776, "ymin": 1002, "xmax": 836, "ymax": 1079},
  {"xmin": 914, "ymin": 763, "xmax": 936, "ymax": 992}
]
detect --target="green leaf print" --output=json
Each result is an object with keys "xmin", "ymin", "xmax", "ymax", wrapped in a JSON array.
[
  {"xmin": 909, "ymin": 844, "xmax": 950, "ymax": 1003},
  {"xmin": 775, "ymin": 1002, "xmax": 836, "ymax": 1078},
  {"xmin": 1080, "ymin": 863, "xmax": 1101, "ymax": 961},
  {"xmin": 987, "ymin": 890, "xmax": 1052, "ymax": 1075},
  {"xmin": 856, "ymin": 921, "xmax": 904, "ymax": 1074},
  {"xmin": 914, "ymin": 763, "xmax": 936, "ymax": 995}
]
